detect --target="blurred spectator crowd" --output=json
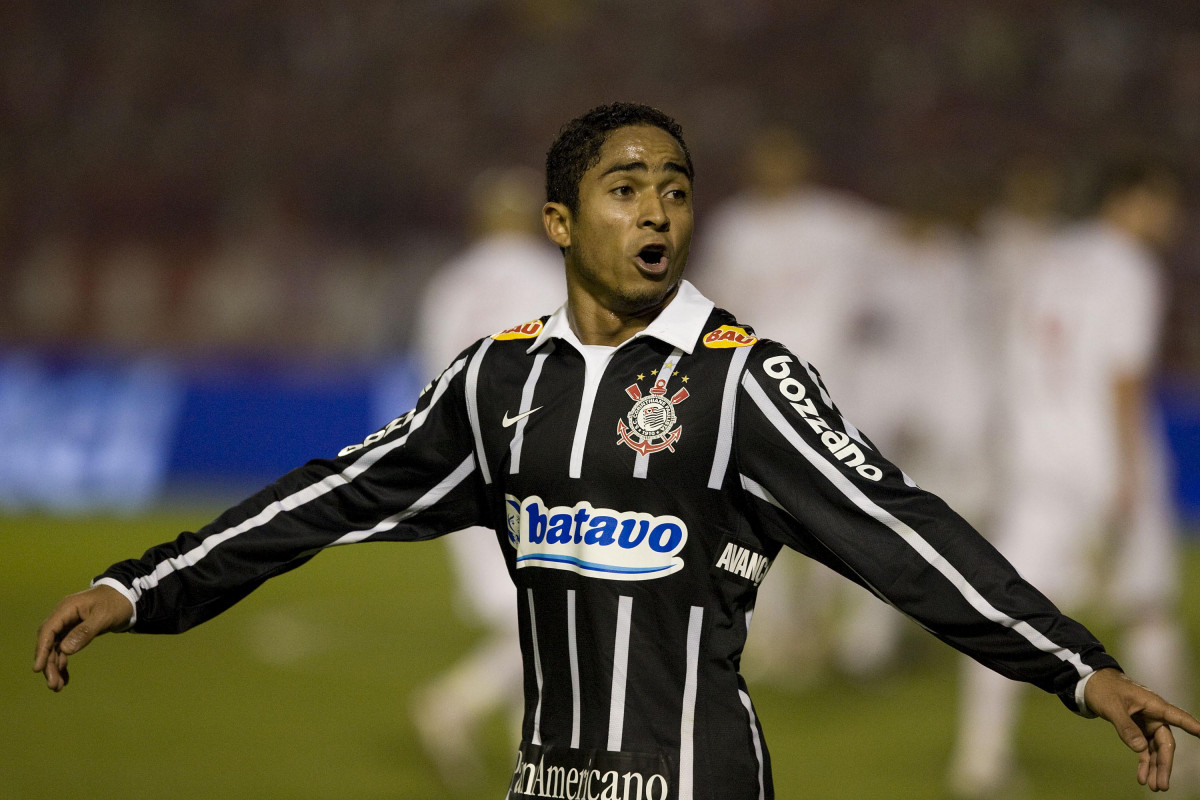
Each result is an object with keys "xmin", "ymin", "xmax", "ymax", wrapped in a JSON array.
[{"xmin": 1, "ymin": 1, "xmax": 1199, "ymax": 371}]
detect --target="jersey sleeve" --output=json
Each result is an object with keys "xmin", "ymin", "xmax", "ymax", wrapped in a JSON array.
[
  {"xmin": 95, "ymin": 349, "xmax": 489, "ymax": 634},
  {"xmin": 732, "ymin": 340, "xmax": 1119, "ymax": 712}
]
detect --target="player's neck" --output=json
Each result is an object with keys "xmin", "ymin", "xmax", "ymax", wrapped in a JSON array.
[{"xmin": 565, "ymin": 284, "xmax": 677, "ymax": 347}]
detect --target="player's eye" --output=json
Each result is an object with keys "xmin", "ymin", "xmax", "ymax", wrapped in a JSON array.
[{"xmin": 611, "ymin": 185, "xmax": 634, "ymax": 197}]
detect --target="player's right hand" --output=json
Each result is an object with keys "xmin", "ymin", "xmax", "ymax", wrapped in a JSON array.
[
  {"xmin": 34, "ymin": 585, "xmax": 134, "ymax": 692},
  {"xmin": 1085, "ymin": 667, "xmax": 1200, "ymax": 792}
]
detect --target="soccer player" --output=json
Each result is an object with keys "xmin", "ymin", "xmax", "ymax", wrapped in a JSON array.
[
  {"xmin": 35, "ymin": 103, "xmax": 1200, "ymax": 799},
  {"xmin": 829, "ymin": 195, "xmax": 995, "ymax": 681},
  {"xmin": 411, "ymin": 165, "xmax": 565, "ymax": 785},
  {"xmin": 949, "ymin": 159, "xmax": 1197, "ymax": 798},
  {"xmin": 690, "ymin": 124, "xmax": 889, "ymax": 689}
]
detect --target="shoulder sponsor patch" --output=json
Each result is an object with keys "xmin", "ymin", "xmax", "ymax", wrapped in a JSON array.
[
  {"xmin": 492, "ymin": 320, "xmax": 545, "ymax": 340},
  {"xmin": 702, "ymin": 325, "xmax": 757, "ymax": 348},
  {"xmin": 506, "ymin": 495, "xmax": 687, "ymax": 580}
]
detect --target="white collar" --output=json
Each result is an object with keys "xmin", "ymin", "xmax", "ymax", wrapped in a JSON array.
[{"xmin": 529, "ymin": 279, "xmax": 716, "ymax": 355}]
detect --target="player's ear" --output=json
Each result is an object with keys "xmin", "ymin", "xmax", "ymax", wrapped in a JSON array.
[{"xmin": 543, "ymin": 202, "xmax": 572, "ymax": 249}]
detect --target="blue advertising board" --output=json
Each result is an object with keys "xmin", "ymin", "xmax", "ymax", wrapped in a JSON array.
[{"xmin": 1, "ymin": 351, "xmax": 1198, "ymax": 530}]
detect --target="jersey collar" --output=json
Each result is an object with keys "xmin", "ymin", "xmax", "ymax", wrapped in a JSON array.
[{"xmin": 529, "ymin": 279, "xmax": 716, "ymax": 355}]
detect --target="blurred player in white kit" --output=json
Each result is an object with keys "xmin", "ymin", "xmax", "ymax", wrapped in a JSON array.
[
  {"xmin": 691, "ymin": 124, "xmax": 889, "ymax": 685},
  {"xmin": 948, "ymin": 159, "xmax": 1198, "ymax": 799},
  {"xmin": 411, "ymin": 166, "xmax": 566, "ymax": 785},
  {"xmin": 831, "ymin": 186, "xmax": 994, "ymax": 678}
]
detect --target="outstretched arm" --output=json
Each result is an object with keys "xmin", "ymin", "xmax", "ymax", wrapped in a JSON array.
[
  {"xmin": 734, "ymin": 343, "xmax": 1120, "ymax": 708},
  {"xmin": 33, "ymin": 584, "xmax": 134, "ymax": 692},
  {"xmin": 32, "ymin": 348, "xmax": 489, "ymax": 690},
  {"xmin": 1085, "ymin": 667, "xmax": 1200, "ymax": 792}
]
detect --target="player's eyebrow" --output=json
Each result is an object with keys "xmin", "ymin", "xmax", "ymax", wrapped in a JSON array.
[{"xmin": 600, "ymin": 160, "xmax": 691, "ymax": 180}]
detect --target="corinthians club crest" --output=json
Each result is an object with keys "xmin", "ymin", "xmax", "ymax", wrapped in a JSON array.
[{"xmin": 617, "ymin": 374, "xmax": 689, "ymax": 456}]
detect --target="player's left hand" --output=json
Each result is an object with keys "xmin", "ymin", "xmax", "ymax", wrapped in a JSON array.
[{"xmin": 1085, "ymin": 667, "xmax": 1200, "ymax": 792}]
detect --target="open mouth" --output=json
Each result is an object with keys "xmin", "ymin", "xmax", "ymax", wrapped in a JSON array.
[{"xmin": 635, "ymin": 244, "xmax": 669, "ymax": 274}]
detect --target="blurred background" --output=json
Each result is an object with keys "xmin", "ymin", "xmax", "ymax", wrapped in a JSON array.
[{"xmin": 3, "ymin": 2, "xmax": 1200, "ymax": 799}]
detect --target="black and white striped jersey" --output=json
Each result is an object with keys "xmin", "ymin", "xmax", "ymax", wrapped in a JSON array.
[{"xmin": 96, "ymin": 280, "xmax": 1119, "ymax": 800}]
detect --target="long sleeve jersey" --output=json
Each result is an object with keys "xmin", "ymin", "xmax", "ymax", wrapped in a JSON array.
[{"xmin": 96, "ymin": 280, "xmax": 1118, "ymax": 800}]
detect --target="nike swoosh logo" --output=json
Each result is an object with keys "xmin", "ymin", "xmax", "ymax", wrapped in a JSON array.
[{"xmin": 502, "ymin": 406, "xmax": 543, "ymax": 428}]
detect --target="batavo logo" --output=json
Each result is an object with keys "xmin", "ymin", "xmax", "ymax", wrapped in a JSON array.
[
  {"xmin": 702, "ymin": 325, "xmax": 757, "ymax": 348},
  {"xmin": 493, "ymin": 320, "xmax": 545, "ymax": 340},
  {"xmin": 505, "ymin": 495, "xmax": 687, "ymax": 580}
]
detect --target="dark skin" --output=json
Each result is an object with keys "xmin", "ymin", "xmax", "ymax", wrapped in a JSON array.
[
  {"xmin": 542, "ymin": 124, "xmax": 693, "ymax": 346},
  {"xmin": 35, "ymin": 123, "xmax": 1200, "ymax": 792}
]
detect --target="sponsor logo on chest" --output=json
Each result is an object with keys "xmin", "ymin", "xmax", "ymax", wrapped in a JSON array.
[
  {"xmin": 506, "ymin": 495, "xmax": 687, "ymax": 580},
  {"xmin": 510, "ymin": 747, "xmax": 670, "ymax": 800}
]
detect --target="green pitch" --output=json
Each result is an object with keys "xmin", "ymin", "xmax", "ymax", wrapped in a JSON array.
[{"xmin": 2, "ymin": 511, "xmax": 1197, "ymax": 799}]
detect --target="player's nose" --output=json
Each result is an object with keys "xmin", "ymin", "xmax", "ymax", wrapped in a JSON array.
[{"xmin": 638, "ymin": 195, "xmax": 669, "ymax": 231}]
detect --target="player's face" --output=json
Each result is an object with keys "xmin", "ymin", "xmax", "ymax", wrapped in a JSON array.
[{"xmin": 546, "ymin": 125, "xmax": 693, "ymax": 317}]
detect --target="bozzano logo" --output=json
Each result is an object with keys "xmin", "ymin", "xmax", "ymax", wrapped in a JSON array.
[
  {"xmin": 762, "ymin": 354, "xmax": 883, "ymax": 481},
  {"xmin": 338, "ymin": 408, "xmax": 415, "ymax": 457},
  {"xmin": 506, "ymin": 495, "xmax": 687, "ymax": 580}
]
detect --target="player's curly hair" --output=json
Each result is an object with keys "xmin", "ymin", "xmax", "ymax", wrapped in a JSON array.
[{"xmin": 545, "ymin": 102, "xmax": 694, "ymax": 215}]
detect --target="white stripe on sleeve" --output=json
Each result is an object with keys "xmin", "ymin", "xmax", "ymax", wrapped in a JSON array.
[
  {"xmin": 465, "ymin": 338, "xmax": 494, "ymax": 485},
  {"xmin": 324, "ymin": 454, "xmax": 476, "ymax": 546},
  {"xmin": 741, "ymin": 371, "xmax": 1090, "ymax": 677},
  {"xmin": 127, "ymin": 357, "xmax": 468, "ymax": 604}
]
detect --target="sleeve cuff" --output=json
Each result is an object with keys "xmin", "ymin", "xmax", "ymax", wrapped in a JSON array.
[
  {"xmin": 91, "ymin": 577, "xmax": 138, "ymax": 629},
  {"xmin": 1074, "ymin": 671, "xmax": 1099, "ymax": 718}
]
